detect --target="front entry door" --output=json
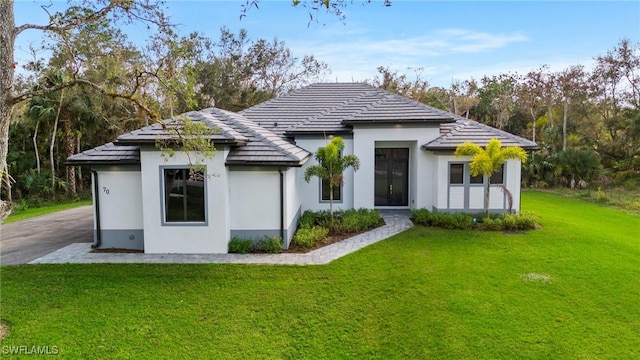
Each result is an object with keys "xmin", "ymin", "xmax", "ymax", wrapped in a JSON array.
[{"xmin": 374, "ymin": 148, "xmax": 409, "ymax": 206}]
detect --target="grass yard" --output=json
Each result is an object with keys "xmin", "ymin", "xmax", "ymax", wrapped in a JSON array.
[
  {"xmin": 2, "ymin": 199, "xmax": 92, "ymax": 224},
  {"xmin": 1, "ymin": 191, "xmax": 639, "ymax": 358}
]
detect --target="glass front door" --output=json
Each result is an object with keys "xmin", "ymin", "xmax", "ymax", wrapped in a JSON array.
[{"xmin": 374, "ymin": 148, "xmax": 409, "ymax": 206}]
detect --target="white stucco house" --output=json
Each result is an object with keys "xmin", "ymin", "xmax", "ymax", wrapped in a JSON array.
[{"xmin": 67, "ymin": 83, "xmax": 538, "ymax": 253}]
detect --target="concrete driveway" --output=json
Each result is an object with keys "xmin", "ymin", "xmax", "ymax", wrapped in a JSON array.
[{"xmin": 0, "ymin": 206, "xmax": 93, "ymax": 265}]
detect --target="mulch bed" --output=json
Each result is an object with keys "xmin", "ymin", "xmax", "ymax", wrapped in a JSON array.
[{"xmin": 282, "ymin": 220, "xmax": 386, "ymax": 254}]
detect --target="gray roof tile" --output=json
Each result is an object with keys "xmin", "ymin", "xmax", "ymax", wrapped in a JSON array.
[
  {"xmin": 66, "ymin": 143, "xmax": 140, "ymax": 165},
  {"xmin": 241, "ymin": 83, "xmax": 454, "ymax": 134},
  {"xmin": 421, "ymin": 116, "xmax": 539, "ymax": 150},
  {"xmin": 69, "ymin": 108, "xmax": 310, "ymax": 166}
]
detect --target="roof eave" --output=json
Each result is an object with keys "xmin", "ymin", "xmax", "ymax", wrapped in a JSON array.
[
  {"xmin": 342, "ymin": 118, "xmax": 455, "ymax": 125},
  {"xmin": 115, "ymin": 138, "xmax": 245, "ymax": 147},
  {"xmin": 421, "ymin": 144, "xmax": 540, "ymax": 151},
  {"xmin": 65, "ymin": 159, "xmax": 141, "ymax": 166}
]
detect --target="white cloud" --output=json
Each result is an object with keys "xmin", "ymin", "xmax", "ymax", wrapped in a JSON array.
[{"xmin": 289, "ymin": 28, "xmax": 530, "ymax": 84}]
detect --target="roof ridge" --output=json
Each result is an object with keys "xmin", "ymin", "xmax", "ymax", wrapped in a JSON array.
[{"xmin": 208, "ymin": 108, "xmax": 304, "ymax": 161}]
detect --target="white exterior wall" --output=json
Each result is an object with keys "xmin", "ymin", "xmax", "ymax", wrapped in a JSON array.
[
  {"xmin": 284, "ymin": 167, "xmax": 301, "ymax": 244},
  {"xmin": 433, "ymin": 154, "xmax": 523, "ymax": 212},
  {"xmin": 352, "ymin": 125, "xmax": 441, "ymax": 209},
  {"xmin": 295, "ymin": 137, "xmax": 355, "ymax": 211},
  {"xmin": 230, "ymin": 170, "xmax": 280, "ymax": 231},
  {"xmin": 94, "ymin": 169, "xmax": 143, "ymax": 231},
  {"xmin": 505, "ymin": 159, "xmax": 522, "ymax": 212},
  {"xmin": 140, "ymin": 149, "xmax": 231, "ymax": 253}
]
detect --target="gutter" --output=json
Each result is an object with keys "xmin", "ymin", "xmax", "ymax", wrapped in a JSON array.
[
  {"xmin": 91, "ymin": 170, "xmax": 102, "ymax": 249},
  {"xmin": 279, "ymin": 169, "xmax": 285, "ymax": 243}
]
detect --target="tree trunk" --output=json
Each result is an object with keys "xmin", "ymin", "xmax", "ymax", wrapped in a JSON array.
[
  {"xmin": 562, "ymin": 101, "xmax": 568, "ymax": 151},
  {"xmin": 530, "ymin": 108, "xmax": 537, "ymax": 143},
  {"xmin": 64, "ymin": 117, "xmax": 76, "ymax": 194},
  {"xmin": 33, "ymin": 119, "xmax": 41, "ymax": 173},
  {"xmin": 484, "ymin": 178, "xmax": 491, "ymax": 218},
  {"xmin": 50, "ymin": 90, "xmax": 64, "ymax": 190},
  {"xmin": 77, "ymin": 135, "xmax": 82, "ymax": 191},
  {"xmin": 0, "ymin": 0, "xmax": 16, "ymax": 209}
]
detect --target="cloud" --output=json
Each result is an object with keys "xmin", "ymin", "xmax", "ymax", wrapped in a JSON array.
[{"xmin": 289, "ymin": 28, "xmax": 530, "ymax": 84}]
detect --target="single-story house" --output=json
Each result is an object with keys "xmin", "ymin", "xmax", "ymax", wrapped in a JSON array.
[{"xmin": 67, "ymin": 83, "xmax": 538, "ymax": 253}]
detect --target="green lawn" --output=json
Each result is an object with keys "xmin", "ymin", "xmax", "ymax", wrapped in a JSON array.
[
  {"xmin": 2, "ymin": 199, "xmax": 92, "ymax": 224},
  {"xmin": 1, "ymin": 191, "xmax": 639, "ymax": 358}
]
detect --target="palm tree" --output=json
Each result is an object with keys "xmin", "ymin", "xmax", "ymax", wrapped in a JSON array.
[
  {"xmin": 304, "ymin": 137, "xmax": 360, "ymax": 219},
  {"xmin": 455, "ymin": 138, "xmax": 528, "ymax": 217}
]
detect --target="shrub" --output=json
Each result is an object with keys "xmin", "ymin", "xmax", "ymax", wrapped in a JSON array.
[
  {"xmin": 411, "ymin": 209, "xmax": 432, "ymax": 225},
  {"xmin": 298, "ymin": 210, "xmax": 317, "ymax": 229},
  {"xmin": 594, "ymin": 187, "xmax": 608, "ymax": 203},
  {"xmin": 228, "ymin": 237, "xmax": 253, "ymax": 254},
  {"xmin": 294, "ymin": 226, "xmax": 329, "ymax": 248},
  {"xmin": 297, "ymin": 209, "xmax": 381, "ymax": 235},
  {"xmin": 431, "ymin": 212, "xmax": 473, "ymax": 230},
  {"xmin": 482, "ymin": 217, "xmax": 503, "ymax": 231},
  {"xmin": 256, "ymin": 236, "xmax": 283, "ymax": 253},
  {"xmin": 412, "ymin": 208, "xmax": 539, "ymax": 231},
  {"xmin": 501, "ymin": 214, "xmax": 518, "ymax": 231},
  {"xmin": 511, "ymin": 212, "xmax": 539, "ymax": 230}
]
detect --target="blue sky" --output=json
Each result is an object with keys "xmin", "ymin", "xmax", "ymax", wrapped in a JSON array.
[{"xmin": 14, "ymin": 1, "xmax": 640, "ymax": 88}]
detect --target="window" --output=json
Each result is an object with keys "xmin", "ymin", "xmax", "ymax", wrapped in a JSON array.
[
  {"xmin": 490, "ymin": 164, "xmax": 504, "ymax": 184},
  {"xmin": 321, "ymin": 178, "xmax": 341, "ymax": 201},
  {"xmin": 470, "ymin": 173, "xmax": 484, "ymax": 184},
  {"xmin": 163, "ymin": 168, "xmax": 206, "ymax": 223},
  {"xmin": 449, "ymin": 164, "xmax": 464, "ymax": 184}
]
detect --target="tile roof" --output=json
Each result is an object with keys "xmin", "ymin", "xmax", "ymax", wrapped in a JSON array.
[
  {"xmin": 68, "ymin": 108, "xmax": 310, "ymax": 166},
  {"xmin": 66, "ymin": 142, "xmax": 140, "ymax": 165},
  {"xmin": 240, "ymin": 82, "xmax": 454, "ymax": 135},
  {"xmin": 421, "ymin": 116, "xmax": 539, "ymax": 150},
  {"xmin": 116, "ymin": 110, "xmax": 248, "ymax": 145}
]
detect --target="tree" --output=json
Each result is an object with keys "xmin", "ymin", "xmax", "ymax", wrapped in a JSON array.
[
  {"xmin": 455, "ymin": 138, "xmax": 528, "ymax": 217},
  {"xmin": 304, "ymin": 137, "xmax": 359, "ymax": 218},
  {"xmin": 1, "ymin": 0, "xmax": 171, "ymax": 214}
]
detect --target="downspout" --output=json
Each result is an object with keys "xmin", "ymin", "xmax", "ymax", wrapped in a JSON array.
[
  {"xmin": 91, "ymin": 170, "xmax": 101, "ymax": 249},
  {"xmin": 279, "ymin": 169, "xmax": 285, "ymax": 243}
]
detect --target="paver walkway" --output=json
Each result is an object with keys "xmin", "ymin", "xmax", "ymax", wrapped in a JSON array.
[{"xmin": 29, "ymin": 210, "xmax": 414, "ymax": 265}]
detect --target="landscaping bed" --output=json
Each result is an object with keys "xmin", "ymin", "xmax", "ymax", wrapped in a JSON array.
[{"xmin": 228, "ymin": 208, "xmax": 384, "ymax": 254}]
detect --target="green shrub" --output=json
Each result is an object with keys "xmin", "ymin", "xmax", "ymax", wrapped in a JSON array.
[
  {"xmin": 512, "ymin": 212, "xmax": 539, "ymax": 230},
  {"xmin": 412, "ymin": 208, "xmax": 539, "ymax": 231},
  {"xmin": 430, "ymin": 212, "xmax": 473, "ymax": 230},
  {"xmin": 411, "ymin": 209, "xmax": 432, "ymax": 225},
  {"xmin": 294, "ymin": 226, "xmax": 329, "ymax": 248},
  {"xmin": 501, "ymin": 214, "xmax": 518, "ymax": 231},
  {"xmin": 358, "ymin": 208, "xmax": 381, "ymax": 228},
  {"xmin": 594, "ymin": 187, "xmax": 608, "ymax": 203},
  {"xmin": 297, "ymin": 209, "xmax": 381, "ymax": 235},
  {"xmin": 298, "ymin": 210, "xmax": 317, "ymax": 229},
  {"xmin": 256, "ymin": 236, "xmax": 283, "ymax": 253},
  {"xmin": 228, "ymin": 237, "xmax": 253, "ymax": 254},
  {"xmin": 482, "ymin": 217, "xmax": 503, "ymax": 231}
]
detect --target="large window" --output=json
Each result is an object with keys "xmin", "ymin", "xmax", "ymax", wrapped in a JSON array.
[
  {"xmin": 321, "ymin": 178, "xmax": 341, "ymax": 201},
  {"xmin": 163, "ymin": 168, "xmax": 206, "ymax": 223}
]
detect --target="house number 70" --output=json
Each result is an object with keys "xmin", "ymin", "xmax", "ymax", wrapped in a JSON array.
[{"xmin": 103, "ymin": 187, "xmax": 110, "ymax": 194}]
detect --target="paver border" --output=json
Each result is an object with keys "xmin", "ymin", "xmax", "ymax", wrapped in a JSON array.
[{"xmin": 29, "ymin": 211, "xmax": 414, "ymax": 265}]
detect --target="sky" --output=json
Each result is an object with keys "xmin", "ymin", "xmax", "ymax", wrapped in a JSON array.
[{"xmin": 13, "ymin": 0, "xmax": 640, "ymax": 88}]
